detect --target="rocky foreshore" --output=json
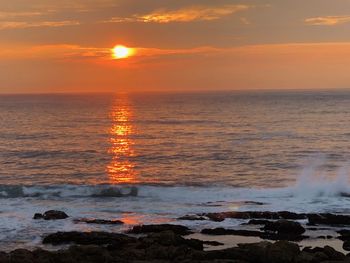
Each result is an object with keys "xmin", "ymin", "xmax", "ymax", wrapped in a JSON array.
[{"xmin": 3, "ymin": 210, "xmax": 350, "ymax": 262}]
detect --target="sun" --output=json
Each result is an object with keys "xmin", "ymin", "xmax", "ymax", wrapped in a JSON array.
[{"xmin": 112, "ymin": 45, "xmax": 134, "ymax": 59}]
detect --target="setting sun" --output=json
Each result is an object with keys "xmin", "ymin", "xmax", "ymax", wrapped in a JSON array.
[{"xmin": 112, "ymin": 45, "xmax": 134, "ymax": 59}]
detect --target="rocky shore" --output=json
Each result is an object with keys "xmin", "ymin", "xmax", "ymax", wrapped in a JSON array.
[{"xmin": 3, "ymin": 210, "xmax": 350, "ymax": 262}]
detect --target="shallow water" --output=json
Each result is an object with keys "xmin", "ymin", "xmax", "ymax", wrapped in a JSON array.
[{"xmin": 1, "ymin": 91, "xmax": 350, "ymax": 249}]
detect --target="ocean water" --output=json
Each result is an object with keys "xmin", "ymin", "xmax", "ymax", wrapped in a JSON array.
[{"xmin": 1, "ymin": 90, "xmax": 350, "ymax": 250}]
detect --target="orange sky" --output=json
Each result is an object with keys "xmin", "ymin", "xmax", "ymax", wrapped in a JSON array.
[{"xmin": 1, "ymin": 0, "xmax": 350, "ymax": 93}]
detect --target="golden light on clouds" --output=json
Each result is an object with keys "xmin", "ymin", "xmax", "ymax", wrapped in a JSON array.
[
  {"xmin": 106, "ymin": 4, "xmax": 250, "ymax": 24},
  {"xmin": 305, "ymin": 15, "xmax": 350, "ymax": 26},
  {"xmin": 112, "ymin": 45, "xmax": 134, "ymax": 59},
  {"xmin": 138, "ymin": 5, "xmax": 249, "ymax": 23}
]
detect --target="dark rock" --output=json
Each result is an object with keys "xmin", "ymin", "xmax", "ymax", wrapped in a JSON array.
[
  {"xmin": 74, "ymin": 218, "xmax": 124, "ymax": 225},
  {"xmin": 263, "ymin": 220, "xmax": 305, "ymax": 235},
  {"xmin": 201, "ymin": 227, "xmax": 307, "ymax": 241},
  {"xmin": 196, "ymin": 247, "xmax": 251, "ymax": 262},
  {"xmin": 343, "ymin": 241, "xmax": 350, "ymax": 251},
  {"xmin": 295, "ymin": 251, "xmax": 315, "ymax": 263},
  {"xmin": 338, "ymin": 229, "xmax": 350, "ymax": 241},
  {"xmin": 35, "ymin": 210, "xmax": 69, "ymax": 220},
  {"xmin": 245, "ymin": 219, "xmax": 271, "ymax": 225},
  {"xmin": 323, "ymin": 245, "xmax": 345, "ymax": 260},
  {"xmin": 9, "ymin": 249, "xmax": 33, "ymax": 263},
  {"xmin": 201, "ymin": 228, "xmax": 262, "ymax": 237},
  {"xmin": 302, "ymin": 246, "xmax": 325, "ymax": 254},
  {"xmin": 128, "ymin": 224, "xmax": 192, "ymax": 235},
  {"xmin": 0, "ymin": 252, "xmax": 8, "ymax": 263},
  {"xmin": 308, "ymin": 213, "xmax": 350, "ymax": 226},
  {"xmin": 202, "ymin": 211, "xmax": 306, "ymax": 222},
  {"xmin": 139, "ymin": 231, "xmax": 203, "ymax": 250},
  {"xmin": 33, "ymin": 213, "xmax": 43, "ymax": 219},
  {"xmin": 266, "ymin": 240, "xmax": 300, "ymax": 263},
  {"xmin": 203, "ymin": 240, "xmax": 224, "ymax": 246},
  {"xmin": 313, "ymin": 251, "xmax": 329, "ymax": 262},
  {"xmin": 237, "ymin": 241, "xmax": 271, "ymax": 262},
  {"xmin": 43, "ymin": 231, "xmax": 136, "ymax": 245},
  {"xmin": 178, "ymin": 215, "xmax": 207, "ymax": 221}
]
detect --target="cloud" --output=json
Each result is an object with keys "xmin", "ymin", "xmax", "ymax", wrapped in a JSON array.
[
  {"xmin": 106, "ymin": 4, "xmax": 250, "ymax": 24},
  {"xmin": 0, "ymin": 11, "xmax": 43, "ymax": 19},
  {"xmin": 305, "ymin": 15, "xmax": 350, "ymax": 26},
  {"xmin": 0, "ymin": 20, "xmax": 80, "ymax": 30}
]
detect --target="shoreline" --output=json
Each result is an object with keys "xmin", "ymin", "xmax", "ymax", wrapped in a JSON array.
[{"xmin": 3, "ymin": 210, "xmax": 350, "ymax": 262}]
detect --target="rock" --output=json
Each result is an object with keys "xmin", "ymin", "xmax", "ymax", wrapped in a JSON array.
[
  {"xmin": 203, "ymin": 240, "xmax": 224, "ymax": 246},
  {"xmin": 312, "ymin": 251, "xmax": 329, "ymax": 262},
  {"xmin": 338, "ymin": 229, "xmax": 350, "ymax": 241},
  {"xmin": 33, "ymin": 213, "xmax": 43, "ymax": 219},
  {"xmin": 8, "ymin": 249, "xmax": 34, "ymax": 263},
  {"xmin": 201, "ymin": 228, "xmax": 262, "ymax": 237},
  {"xmin": 34, "ymin": 210, "xmax": 69, "ymax": 220},
  {"xmin": 43, "ymin": 231, "xmax": 136, "ymax": 245},
  {"xmin": 245, "ymin": 219, "xmax": 272, "ymax": 225},
  {"xmin": 202, "ymin": 211, "xmax": 306, "ymax": 222},
  {"xmin": 295, "ymin": 251, "xmax": 315, "ymax": 263},
  {"xmin": 308, "ymin": 213, "xmax": 350, "ymax": 226},
  {"xmin": 323, "ymin": 245, "xmax": 345, "ymax": 260},
  {"xmin": 138, "ymin": 231, "xmax": 203, "ymax": 250},
  {"xmin": 128, "ymin": 224, "xmax": 192, "ymax": 235},
  {"xmin": 237, "ymin": 241, "xmax": 271, "ymax": 262},
  {"xmin": 178, "ymin": 215, "xmax": 207, "ymax": 221},
  {"xmin": 343, "ymin": 241, "xmax": 350, "ymax": 251},
  {"xmin": 201, "ymin": 227, "xmax": 307, "ymax": 242},
  {"xmin": 74, "ymin": 218, "xmax": 124, "ymax": 225},
  {"xmin": 263, "ymin": 220, "xmax": 305, "ymax": 235},
  {"xmin": 266, "ymin": 240, "xmax": 300, "ymax": 263}
]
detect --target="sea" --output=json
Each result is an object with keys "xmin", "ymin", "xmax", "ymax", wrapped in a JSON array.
[{"xmin": 1, "ymin": 90, "xmax": 350, "ymax": 250}]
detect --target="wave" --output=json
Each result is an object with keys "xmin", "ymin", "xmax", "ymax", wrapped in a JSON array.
[
  {"xmin": 0, "ymin": 185, "xmax": 138, "ymax": 198},
  {"xmin": 1, "ymin": 158, "xmax": 350, "ymax": 209}
]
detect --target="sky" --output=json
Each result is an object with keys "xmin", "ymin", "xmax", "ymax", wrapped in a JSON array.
[{"xmin": 1, "ymin": 0, "xmax": 350, "ymax": 93}]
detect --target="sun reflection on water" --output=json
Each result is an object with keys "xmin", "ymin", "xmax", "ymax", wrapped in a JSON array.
[{"xmin": 107, "ymin": 96, "xmax": 138, "ymax": 184}]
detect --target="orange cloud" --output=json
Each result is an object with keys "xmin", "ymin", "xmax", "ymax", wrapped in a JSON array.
[
  {"xmin": 106, "ymin": 4, "xmax": 250, "ymax": 24},
  {"xmin": 0, "ymin": 11, "xmax": 43, "ymax": 19},
  {"xmin": 305, "ymin": 15, "xmax": 350, "ymax": 26},
  {"xmin": 0, "ymin": 20, "xmax": 80, "ymax": 30}
]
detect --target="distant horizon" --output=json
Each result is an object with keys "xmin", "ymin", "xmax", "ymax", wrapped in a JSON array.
[{"xmin": 2, "ymin": 87, "xmax": 350, "ymax": 96}]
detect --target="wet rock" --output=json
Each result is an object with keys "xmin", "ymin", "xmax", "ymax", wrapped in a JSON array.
[
  {"xmin": 139, "ymin": 231, "xmax": 203, "ymax": 250},
  {"xmin": 128, "ymin": 224, "xmax": 192, "ymax": 235},
  {"xmin": 202, "ymin": 211, "xmax": 306, "ymax": 222},
  {"xmin": 311, "ymin": 251, "xmax": 329, "ymax": 262},
  {"xmin": 245, "ymin": 219, "xmax": 272, "ymax": 225},
  {"xmin": 263, "ymin": 220, "xmax": 305, "ymax": 235},
  {"xmin": 203, "ymin": 240, "xmax": 224, "ymax": 246},
  {"xmin": 295, "ymin": 251, "xmax": 315, "ymax": 263},
  {"xmin": 266, "ymin": 240, "xmax": 300, "ymax": 263},
  {"xmin": 33, "ymin": 213, "xmax": 43, "ymax": 219},
  {"xmin": 201, "ymin": 228, "xmax": 262, "ymax": 237},
  {"xmin": 34, "ymin": 210, "xmax": 69, "ymax": 220},
  {"xmin": 8, "ymin": 249, "xmax": 34, "ymax": 263},
  {"xmin": 343, "ymin": 241, "xmax": 350, "ymax": 251},
  {"xmin": 0, "ymin": 252, "xmax": 8, "ymax": 263},
  {"xmin": 338, "ymin": 229, "xmax": 350, "ymax": 241},
  {"xmin": 178, "ymin": 215, "xmax": 207, "ymax": 221},
  {"xmin": 323, "ymin": 245, "xmax": 345, "ymax": 260},
  {"xmin": 201, "ymin": 227, "xmax": 307, "ymax": 242},
  {"xmin": 43, "ymin": 231, "xmax": 137, "ymax": 245},
  {"xmin": 237, "ymin": 241, "xmax": 271, "ymax": 262},
  {"xmin": 308, "ymin": 213, "xmax": 350, "ymax": 226},
  {"xmin": 74, "ymin": 218, "xmax": 124, "ymax": 225}
]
